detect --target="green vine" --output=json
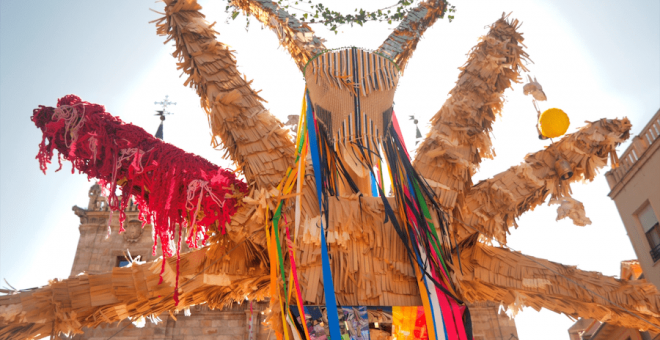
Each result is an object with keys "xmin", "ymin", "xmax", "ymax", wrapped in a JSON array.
[{"xmin": 225, "ymin": 1, "xmax": 455, "ymax": 34}]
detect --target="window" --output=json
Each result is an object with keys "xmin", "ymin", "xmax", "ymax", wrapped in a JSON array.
[
  {"xmin": 116, "ymin": 256, "xmax": 132, "ymax": 267},
  {"xmin": 638, "ymin": 204, "xmax": 660, "ymax": 262}
]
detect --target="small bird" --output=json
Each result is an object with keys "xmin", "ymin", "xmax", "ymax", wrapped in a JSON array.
[
  {"xmin": 523, "ymin": 75, "xmax": 550, "ymax": 139},
  {"xmin": 409, "ymin": 115, "xmax": 422, "ymax": 145},
  {"xmin": 523, "ymin": 75, "xmax": 547, "ymax": 101}
]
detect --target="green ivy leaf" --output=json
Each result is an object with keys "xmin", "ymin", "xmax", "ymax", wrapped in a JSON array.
[{"xmin": 226, "ymin": 0, "xmax": 455, "ymax": 31}]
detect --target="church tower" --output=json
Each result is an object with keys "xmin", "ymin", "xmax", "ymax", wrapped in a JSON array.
[{"xmin": 68, "ymin": 184, "xmax": 267, "ymax": 340}]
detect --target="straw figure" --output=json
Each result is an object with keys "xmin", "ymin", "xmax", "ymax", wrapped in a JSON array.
[{"xmin": 2, "ymin": 0, "xmax": 658, "ymax": 339}]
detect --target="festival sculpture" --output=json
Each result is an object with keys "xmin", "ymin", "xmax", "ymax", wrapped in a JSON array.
[{"xmin": 2, "ymin": 0, "xmax": 659, "ymax": 339}]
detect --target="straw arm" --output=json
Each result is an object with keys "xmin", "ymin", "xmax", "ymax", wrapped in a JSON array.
[
  {"xmin": 155, "ymin": 3, "xmax": 323, "ymax": 332},
  {"xmin": 377, "ymin": 0, "xmax": 449, "ymax": 70},
  {"xmin": 0, "ymin": 245, "xmax": 270, "ymax": 340},
  {"xmin": 457, "ymin": 118, "xmax": 631, "ymax": 243},
  {"xmin": 455, "ymin": 241, "xmax": 660, "ymax": 331},
  {"xmin": 232, "ymin": 0, "xmax": 326, "ymax": 71},
  {"xmin": 413, "ymin": 14, "xmax": 528, "ymax": 220},
  {"xmin": 155, "ymin": 0, "xmax": 297, "ymax": 190}
]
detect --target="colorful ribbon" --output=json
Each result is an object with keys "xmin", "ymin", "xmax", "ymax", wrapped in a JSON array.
[{"xmin": 305, "ymin": 90, "xmax": 343, "ymax": 340}]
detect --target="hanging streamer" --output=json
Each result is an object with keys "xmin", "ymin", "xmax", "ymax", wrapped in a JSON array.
[
  {"xmin": 275, "ymin": 85, "xmax": 473, "ymax": 340},
  {"xmin": 305, "ymin": 91, "xmax": 344, "ymax": 340},
  {"xmin": 267, "ymin": 93, "xmax": 315, "ymax": 340},
  {"xmin": 386, "ymin": 111, "xmax": 469, "ymax": 340}
]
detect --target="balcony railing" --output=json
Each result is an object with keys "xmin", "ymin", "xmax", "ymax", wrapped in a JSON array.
[
  {"xmin": 606, "ymin": 109, "xmax": 660, "ymax": 190},
  {"xmin": 651, "ymin": 243, "xmax": 660, "ymax": 263}
]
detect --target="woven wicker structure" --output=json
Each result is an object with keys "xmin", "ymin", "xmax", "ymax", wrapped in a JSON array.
[{"xmin": 1, "ymin": 0, "xmax": 658, "ymax": 339}]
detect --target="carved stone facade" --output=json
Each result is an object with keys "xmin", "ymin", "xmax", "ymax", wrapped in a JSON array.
[
  {"xmin": 469, "ymin": 302, "xmax": 519, "ymax": 340},
  {"xmin": 69, "ymin": 184, "xmax": 158, "ymax": 276},
  {"xmin": 68, "ymin": 184, "xmax": 517, "ymax": 339},
  {"xmin": 70, "ymin": 304, "xmax": 267, "ymax": 340},
  {"xmin": 69, "ymin": 184, "xmax": 270, "ymax": 340}
]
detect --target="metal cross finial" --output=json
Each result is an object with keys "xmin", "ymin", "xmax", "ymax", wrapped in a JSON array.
[
  {"xmin": 154, "ymin": 95, "xmax": 176, "ymax": 121},
  {"xmin": 154, "ymin": 95, "xmax": 176, "ymax": 140}
]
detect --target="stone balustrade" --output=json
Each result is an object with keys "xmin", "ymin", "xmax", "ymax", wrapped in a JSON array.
[{"xmin": 606, "ymin": 109, "xmax": 660, "ymax": 190}]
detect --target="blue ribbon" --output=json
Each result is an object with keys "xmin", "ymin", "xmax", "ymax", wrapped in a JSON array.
[
  {"xmin": 370, "ymin": 173, "xmax": 379, "ymax": 197},
  {"xmin": 305, "ymin": 91, "xmax": 342, "ymax": 340}
]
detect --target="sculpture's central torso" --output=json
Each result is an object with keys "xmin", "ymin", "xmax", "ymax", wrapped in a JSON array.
[{"xmin": 304, "ymin": 48, "xmax": 400, "ymax": 147}]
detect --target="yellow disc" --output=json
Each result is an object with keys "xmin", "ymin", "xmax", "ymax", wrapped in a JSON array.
[{"xmin": 539, "ymin": 108, "xmax": 570, "ymax": 138}]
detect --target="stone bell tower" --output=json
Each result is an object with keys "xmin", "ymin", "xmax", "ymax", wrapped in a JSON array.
[{"xmin": 68, "ymin": 183, "xmax": 268, "ymax": 340}]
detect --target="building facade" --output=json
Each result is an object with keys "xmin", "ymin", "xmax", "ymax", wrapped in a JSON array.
[
  {"xmin": 576, "ymin": 109, "xmax": 660, "ymax": 340},
  {"xmin": 606, "ymin": 109, "xmax": 660, "ymax": 289},
  {"xmin": 69, "ymin": 184, "xmax": 269, "ymax": 340},
  {"xmin": 68, "ymin": 184, "xmax": 518, "ymax": 339}
]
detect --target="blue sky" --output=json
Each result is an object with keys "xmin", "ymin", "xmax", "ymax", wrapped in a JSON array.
[{"xmin": 1, "ymin": 0, "xmax": 658, "ymax": 339}]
